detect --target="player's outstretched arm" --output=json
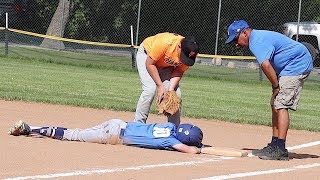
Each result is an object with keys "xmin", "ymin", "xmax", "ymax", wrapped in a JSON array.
[
  {"xmin": 172, "ymin": 144, "xmax": 248, "ymax": 157},
  {"xmin": 172, "ymin": 143, "xmax": 201, "ymax": 154}
]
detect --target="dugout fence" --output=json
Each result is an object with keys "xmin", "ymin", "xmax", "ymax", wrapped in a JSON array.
[
  {"xmin": 0, "ymin": 0, "xmax": 319, "ymax": 56},
  {"xmin": 0, "ymin": 0, "xmax": 319, "ymax": 81}
]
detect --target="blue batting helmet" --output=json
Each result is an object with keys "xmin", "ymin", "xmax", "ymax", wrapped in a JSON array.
[{"xmin": 176, "ymin": 124, "xmax": 203, "ymax": 148}]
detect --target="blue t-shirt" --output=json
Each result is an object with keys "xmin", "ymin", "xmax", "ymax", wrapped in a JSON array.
[
  {"xmin": 122, "ymin": 122, "xmax": 182, "ymax": 150},
  {"xmin": 249, "ymin": 30, "xmax": 313, "ymax": 76}
]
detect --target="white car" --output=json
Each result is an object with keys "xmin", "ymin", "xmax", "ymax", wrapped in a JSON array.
[{"xmin": 282, "ymin": 21, "xmax": 320, "ymax": 67}]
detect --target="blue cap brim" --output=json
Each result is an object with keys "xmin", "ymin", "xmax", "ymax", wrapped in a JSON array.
[{"xmin": 226, "ymin": 34, "xmax": 236, "ymax": 44}]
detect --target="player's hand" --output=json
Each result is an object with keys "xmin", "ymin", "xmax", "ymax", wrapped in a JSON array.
[
  {"xmin": 272, "ymin": 85, "xmax": 280, "ymax": 98},
  {"xmin": 157, "ymin": 85, "xmax": 166, "ymax": 104}
]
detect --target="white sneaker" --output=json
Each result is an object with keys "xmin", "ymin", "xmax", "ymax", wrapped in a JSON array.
[{"xmin": 8, "ymin": 120, "xmax": 31, "ymax": 136}]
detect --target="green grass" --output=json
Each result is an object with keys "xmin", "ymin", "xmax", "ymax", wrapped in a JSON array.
[{"xmin": 1, "ymin": 46, "xmax": 319, "ymax": 131}]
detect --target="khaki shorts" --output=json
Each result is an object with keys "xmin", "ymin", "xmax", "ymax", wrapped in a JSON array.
[{"xmin": 271, "ymin": 74, "xmax": 309, "ymax": 111}]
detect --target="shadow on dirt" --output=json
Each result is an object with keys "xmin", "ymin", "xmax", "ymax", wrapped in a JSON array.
[
  {"xmin": 288, "ymin": 152, "xmax": 320, "ymax": 160},
  {"xmin": 243, "ymin": 148, "xmax": 319, "ymax": 159}
]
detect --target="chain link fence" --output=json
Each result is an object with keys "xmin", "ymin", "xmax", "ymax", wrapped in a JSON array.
[{"xmin": 0, "ymin": 0, "xmax": 320, "ymax": 68}]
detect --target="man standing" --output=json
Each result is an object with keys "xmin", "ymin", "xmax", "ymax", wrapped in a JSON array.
[
  {"xmin": 134, "ymin": 32, "xmax": 199, "ymax": 126},
  {"xmin": 226, "ymin": 20, "xmax": 313, "ymax": 161}
]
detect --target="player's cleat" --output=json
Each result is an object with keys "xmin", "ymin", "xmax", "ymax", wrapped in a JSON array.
[
  {"xmin": 258, "ymin": 146, "xmax": 289, "ymax": 161},
  {"xmin": 8, "ymin": 120, "xmax": 31, "ymax": 136},
  {"xmin": 251, "ymin": 143, "xmax": 274, "ymax": 156}
]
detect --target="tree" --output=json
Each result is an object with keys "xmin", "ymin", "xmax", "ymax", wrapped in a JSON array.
[
  {"xmin": 40, "ymin": 0, "xmax": 73, "ymax": 49},
  {"xmin": 65, "ymin": 0, "xmax": 138, "ymax": 44}
]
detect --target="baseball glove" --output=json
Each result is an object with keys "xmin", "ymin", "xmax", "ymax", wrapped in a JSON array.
[{"xmin": 157, "ymin": 91, "xmax": 181, "ymax": 116}]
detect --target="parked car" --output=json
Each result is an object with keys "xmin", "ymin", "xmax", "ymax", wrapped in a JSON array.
[
  {"xmin": 282, "ymin": 21, "xmax": 320, "ymax": 67},
  {"xmin": 0, "ymin": 0, "xmax": 31, "ymax": 28}
]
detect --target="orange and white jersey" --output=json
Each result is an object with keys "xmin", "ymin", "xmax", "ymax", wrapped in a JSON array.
[{"xmin": 142, "ymin": 32, "xmax": 189, "ymax": 72}]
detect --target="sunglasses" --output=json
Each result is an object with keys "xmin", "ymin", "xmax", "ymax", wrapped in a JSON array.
[{"xmin": 232, "ymin": 32, "xmax": 241, "ymax": 44}]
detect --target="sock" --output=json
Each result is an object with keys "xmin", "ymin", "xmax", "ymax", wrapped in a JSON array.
[
  {"xmin": 277, "ymin": 139, "xmax": 286, "ymax": 152},
  {"xmin": 31, "ymin": 126, "xmax": 49, "ymax": 134},
  {"xmin": 31, "ymin": 126, "xmax": 66, "ymax": 140},
  {"xmin": 51, "ymin": 128, "xmax": 65, "ymax": 140},
  {"xmin": 270, "ymin": 136, "xmax": 278, "ymax": 146}
]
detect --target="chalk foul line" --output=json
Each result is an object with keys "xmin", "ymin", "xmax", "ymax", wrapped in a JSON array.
[
  {"xmin": 194, "ymin": 163, "xmax": 320, "ymax": 180},
  {"xmin": 3, "ymin": 157, "xmax": 231, "ymax": 180},
  {"xmin": 3, "ymin": 141, "xmax": 320, "ymax": 180}
]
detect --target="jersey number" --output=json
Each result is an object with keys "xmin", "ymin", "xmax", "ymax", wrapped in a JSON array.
[{"xmin": 153, "ymin": 127, "xmax": 171, "ymax": 137}]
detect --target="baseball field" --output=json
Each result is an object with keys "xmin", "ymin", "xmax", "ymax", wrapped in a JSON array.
[{"xmin": 1, "ymin": 48, "xmax": 320, "ymax": 179}]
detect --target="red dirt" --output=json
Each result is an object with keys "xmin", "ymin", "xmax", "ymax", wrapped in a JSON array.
[{"xmin": 1, "ymin": 100, "xmax": 319, "ymax": 179}]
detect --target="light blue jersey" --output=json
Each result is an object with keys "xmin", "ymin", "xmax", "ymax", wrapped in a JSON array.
[
  {"xmin": 249, "ymin": 30, "xmax": 313, "ymax": 76},
  {"xmin": 122, "ymin": 122, "xmax": 182, "ymax": 150}
]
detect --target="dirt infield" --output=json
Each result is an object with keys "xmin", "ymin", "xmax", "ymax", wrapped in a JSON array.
[{"xmin": 1, "ymin": 100, "xmax": 319, "ymax": 180}]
